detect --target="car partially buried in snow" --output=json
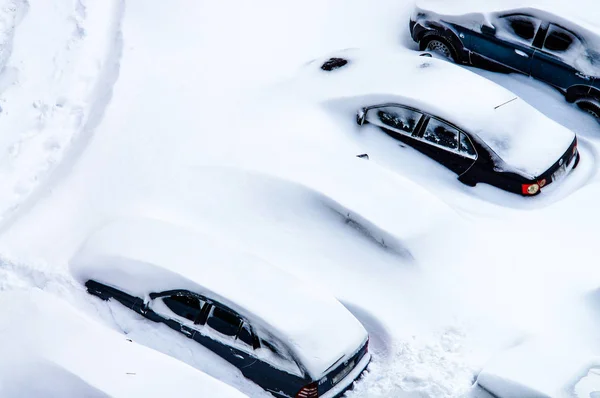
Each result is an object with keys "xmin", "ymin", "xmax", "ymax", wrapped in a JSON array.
[
  {"xmin": 410, "ymin": 0, "xmax": 600, "ymax": 119},
  {"xmin": 309, "ymin": 50, "xmax": 579, "ymax": 196},
  {"xmin": 71, "ymin": 219, "xmax": 371, "ymax": 398}
]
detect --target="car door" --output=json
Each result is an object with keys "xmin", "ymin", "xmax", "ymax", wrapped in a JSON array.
[
  {"xmin": 148, "ymin": 292, "xmax": 255, "ymax": 369},
  {"xmin": 469, "ymin": 14, "xmax": 541, "ymax": 74},
  {"xmin": 204, "ymin": 304, "xmax": 257, "ymax": 369},
  {"xmin": 364, "ymin": 104, "xmax": 424, "ymax": 145},
  {"xmin": 415, "ymin": 117, "xmax": 477, "ymax": 175},
  {"xmin": 243, "ymin": 335, "xmax": 307, "ymax": 397},
  {"xmin": 531, "ymin": 23, "xmax": 593, "ymax": 90},
  {"xmin": 148, "ymin": 291, "xmax": 207, "ymax": 334}
]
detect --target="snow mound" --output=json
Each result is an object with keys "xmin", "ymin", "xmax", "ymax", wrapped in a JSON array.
[
  {"xmin": 0, "ymin": 289, "xmax": 248, "ymax": 398},
  {"xmin": 0, "ymin": 0, "xmax": 123, "ymax": 227},
  {"xmin": 476, "ymin": 338, "xmax": 600, "ymax": 398}
]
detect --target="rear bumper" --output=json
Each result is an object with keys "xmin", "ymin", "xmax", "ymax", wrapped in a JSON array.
[
  {"xmin": 322, "ymin": 352, "xmax": 371, "ymax": 398},
  {"xmin": 538, "ymin": 142, "xmax": 579, "ymax": 191}
]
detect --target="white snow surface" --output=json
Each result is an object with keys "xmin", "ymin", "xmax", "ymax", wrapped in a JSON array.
[
  {"xmin": 477, "ymin": 337, "xmax": 600, "ymax": 397},
  {"xmin": 0, "ymin": 289, "xmax": 247, "ymax": 398},
  {"xmin": 0, "ymin": 0, "xmax": 598, "ymax": 397},
  {"xmin": 289, "ymin": 49, "xmax": 575, "ymax": 176},
  {"xmin": 70, "ymin": 218, "xmax": 369, "ymax": 379}
]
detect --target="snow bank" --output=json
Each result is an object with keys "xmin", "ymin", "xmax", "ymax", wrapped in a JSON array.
[
  {"xmin": 0, "ymin": 0, "xmax": 123, "ymax": 226},
  {"xmin": 0, "ymin": 289, "xmax": 247, "ymax": 398},
  {"xmin": 476, "ymin": 338, "xmax": 600, "ymax": 397},
  {"xmin": 289, "ymin": 49, "xmax": 575, "ymax": 177},
  {"xmin": 70, "ymin": 218, "xmax": 368, "ymax": 379}
]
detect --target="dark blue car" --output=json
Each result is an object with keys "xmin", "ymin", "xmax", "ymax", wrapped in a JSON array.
[{"xmin": 409, "ymin": 3, "xmax": 600, "ymax": 119}]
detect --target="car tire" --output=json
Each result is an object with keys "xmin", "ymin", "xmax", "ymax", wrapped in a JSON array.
[
  {"xmin": 575, "ymin": 98, "xmax": 600, "ymax": 121},
  {"xmin": 420, "ymin": 36, "xmax": 460, "ymax": 63}
]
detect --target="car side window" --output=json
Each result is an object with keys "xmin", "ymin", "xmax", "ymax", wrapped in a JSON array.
[
  {"xmin": 366, "ymin": 106, "xmax": 423, "ymax": 135},
  {"xmin": 422, "ymin": 118, "xmax": 459, "ymax": 152},
  {"xmin": 237, "ymin": 322, "xmax": 254, "ymax": 347},
  {"xmin": 206, "ymin": 306, "xmax": 242, "ymax": 337},
  {"xmin": 162, "ymin": 294, "xmax": 205, "ymax": 323},
  {"xmin": 459, "ymin": 133, "xmax": 477, "ymax": 158},
  {"xmin": 497, "ymin": 15, "xmax": 541, "ymax": 45},
  {"xmin": 543, "ymin": 24, "xmax": 578, "ymax": 54}
]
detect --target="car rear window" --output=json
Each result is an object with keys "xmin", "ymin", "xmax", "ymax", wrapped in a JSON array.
[
  {"xmin": 422, "ymin": 118, "xmax": 459, "ymax": 151},
  {"xmin": 544, "ymin": 25, "xmax": 578, "ymax": 53}
]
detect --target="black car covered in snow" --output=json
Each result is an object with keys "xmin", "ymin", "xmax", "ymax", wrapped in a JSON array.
[
  {"xmin": 357, "ymin": 102, "xmax": 579, "ymax": 196},
  {"xmin": 410, "ymin": 0, "xmax": 600, "ymax": 119},
  {"xmin": 71, "ymin": 219, "xmax": 371, "ymax": 398}
]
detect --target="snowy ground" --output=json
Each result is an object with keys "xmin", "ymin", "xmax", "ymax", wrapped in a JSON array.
[{"xmin": 0, "ymin": 0, "xmax": 599, "ymax": 397}]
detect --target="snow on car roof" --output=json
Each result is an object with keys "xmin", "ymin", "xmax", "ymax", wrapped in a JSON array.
[
  {"xmin": 70, "ymin": 218, "xmax": 368, "ymax": 379},
  {"xmin": 0, "ymin": 290, "xmax": 247, "ymax": 398},
  {"xmin": 296, "ymin": 49, "xmax": 575, "ymax": 176},
  {"xmin": 415, "ymin": 0, "xmax": 600, "ymax": 47}
]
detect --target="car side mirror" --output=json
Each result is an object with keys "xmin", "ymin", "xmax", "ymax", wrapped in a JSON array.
[
  {"xmin": 481, "ymin": 24, "xmax": 496, "ymax": 36},
  {"xmin": 356, "ymin": 108, "xmax": 367, "ymax": 126}
]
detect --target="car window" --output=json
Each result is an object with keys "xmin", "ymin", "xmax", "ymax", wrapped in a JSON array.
[
  {"xmin": 497, "ymin": 15, "xmax": 541, "ymax": 45},
  {"xmin": 459, "ymin": 133, "xmax": 477, "ymax": 158},
  {"xmin": 237, "ymin": 323, "xmax": 254, "ymax": 347},
  {"xmin": 206, "ymin": 306, "xmax": 242, "ymax": 337},
  {"xmin": 162, "ymin": 294, "xmax": 205, "ymax": 323},
  {"xmin": 543, "ymin": 24, "xmax": 578, "ymax": 53},
  {"xmin": 422, "ymin": 118, "xmax": 459, "ymax": 152},
  {"xmin": 366, "ymin": 106, "xmax": 423, "ymax": 135}
]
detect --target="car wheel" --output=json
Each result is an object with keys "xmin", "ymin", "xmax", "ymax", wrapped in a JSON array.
[
  {"xmin": 421, "ymin": 37, "xmax": 458, "ymax": 63},
  {"xmin": 576, "ymin": 98, "xmax": 600, "ymax": 121}
]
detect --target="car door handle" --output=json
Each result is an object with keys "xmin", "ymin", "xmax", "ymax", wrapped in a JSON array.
[
  {"xmin": 233, "ymin": 353, "xmax": 245, "ymax": 360},
  {"xmin": 514, "ymin": 49, "xmax": 529, "ymax": 58},
  {"xmin": 180, "ymin": 325, "xmax": 194, "ymax": 336}
]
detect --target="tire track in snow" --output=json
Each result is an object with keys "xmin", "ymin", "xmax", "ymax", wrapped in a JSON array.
[{"xmin": 0, "ymin": 0, "xmax": 125, "ymax": 233}]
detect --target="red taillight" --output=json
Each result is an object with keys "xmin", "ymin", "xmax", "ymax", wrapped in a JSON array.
[
  {"xmin": 521, "ymin": 183, "xmax": 540, "ymax": 195},
  {"xmin": 296, "ymin": 382, "xmax": 318, "ymax": 398},
  {"xmin": 573, "ymin": 140, "xmax": 578, "ymax": 155}
]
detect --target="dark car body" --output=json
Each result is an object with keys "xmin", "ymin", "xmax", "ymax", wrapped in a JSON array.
[
  {"xmin": 409, "ymin": 7, "xmax": 600, "ymax": 118},
  {"xmin": 357, "ymin": 103, "xmax": 579, "ymax": 195},
  {"xmin": 85, "ymin": 280, "xmax": 370, "ymax": 398}
]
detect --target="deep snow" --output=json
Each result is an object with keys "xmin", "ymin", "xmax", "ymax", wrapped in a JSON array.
[{"xmin": 0, "ymin": 0, "xmax": 598, "ymax": 397}]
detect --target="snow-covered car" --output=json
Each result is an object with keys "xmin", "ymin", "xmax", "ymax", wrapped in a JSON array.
[
  {"xmin": 311, "ymin": 50, "xmax": 579, "ymax": 196},
  {"xmin": 71, "ymin": 219, "xmax": 371, "ymax": 398},
  {"xmin": 410, "ymin": 0, "xmax": 600, "ymax": 119},
  {"xmin": 356, "ymin": 99, "xmax": 579, "ymax": 196},
  {"xmin": 474, "ymin": 339, "xmax": 600, "ymax": 397}
]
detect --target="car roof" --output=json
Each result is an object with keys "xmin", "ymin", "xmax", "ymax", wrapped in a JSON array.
[
  {"xmin": 69, "ymin": 218, "xmax": 368, "ymax": 379},
  {"xmin": 415, "ymin": 0, "xmax": 600, "ymax": 46},
  {"xmin": 296, "ymin": 49, "xmax": 575, "ymax": 176}
]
